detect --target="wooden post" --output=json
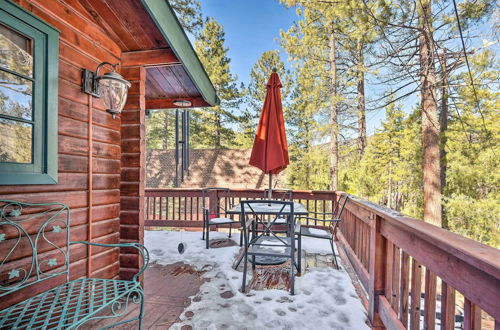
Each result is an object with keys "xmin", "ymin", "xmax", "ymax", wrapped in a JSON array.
[
  {"xmin": 119, "ymin": 66, "xmax": 146, "ymax": 281},
  {"xmin": 368, "ymin": 214, "xmax": 386, "ymax": 329},
  {"xmin": 209, "ymin": 189, "xmax": 218, "ymax": 220}
]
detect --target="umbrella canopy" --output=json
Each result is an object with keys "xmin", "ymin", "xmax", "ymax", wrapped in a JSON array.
[{"xmin": 249, "ymin": 70, "xmax": 289, "ymax": 176}]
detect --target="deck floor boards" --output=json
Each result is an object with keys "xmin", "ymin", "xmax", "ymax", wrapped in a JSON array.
[
  {"xmin": 82, "ymin": 262, "xmax": 206, "ymax": 329},
  {"xmin": 84, "ymin": 246, "xmax": 335, "ymax": 329}
]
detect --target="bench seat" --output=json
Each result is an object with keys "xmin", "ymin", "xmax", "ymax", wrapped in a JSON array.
[{"xmin": 0, "ymin": 278, "xmax": 142, "ymax": 329}]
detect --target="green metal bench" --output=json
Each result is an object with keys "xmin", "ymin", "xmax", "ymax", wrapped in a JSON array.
[{"xmin": 0, "ymin": 200, "xmax": 149, "ymax": 329}]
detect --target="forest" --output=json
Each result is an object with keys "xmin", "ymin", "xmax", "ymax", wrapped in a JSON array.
[{"xmin": 147, "ymin": 0, "xmax": 499, "ymax": 248}]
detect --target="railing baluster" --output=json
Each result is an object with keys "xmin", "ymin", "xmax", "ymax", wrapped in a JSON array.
[
  {"xmin": 464, "ymin": 298, "xmax": 481, "ymax": 330},
  {"xmin": 153, "ymin": 197, "xmax": 157, "ymax": 220},
  {"xmin": 440, "ymin": 281, "xmax": 455, "ymax": 330},
  {"xmin": 385, "ymin": 242, "xmax": 394, "ymax": 306},
  {"xmin": 190, "ymin": 196, "xmax": 193, "ymax": 221},
  {"xmin": 400, "ymin": 251, "xmax": 410, "ymax": 327},
  {"xmin": 392, "ymin": 246, "xmax": 401, "ymax": 313},
  {"xmin": 196, "ymin": 196, "xmax": 199, "ymax": 221},
  {"xmin": 169, "ymin": 196, "xmax": 173, "ymax": 220},
  {"xmin": 424, "ymin": 268, "xmax": 437, "ymax": 330},
  {"xmin": 410, "ymin": 259, "xmax": 422, "ymax": 330},
  {"xmin": 184, "ymin": 196, "xmax": 187, "ymax": 220},
  {"xmin": 177, "ymin": 196, "xmax": 181, "ymax": 220},
  {"xmin": 166, "ymin": 196, "xmax": 169, "ymax": 221},
  {"xmin": 159, "ymin": 197, "xmax": 163, "ymax": 220}
]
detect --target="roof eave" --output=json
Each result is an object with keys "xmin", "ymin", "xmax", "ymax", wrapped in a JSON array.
[{"xmin": 141, "ymin": 0, "xmax": 220, "ymax": 107}]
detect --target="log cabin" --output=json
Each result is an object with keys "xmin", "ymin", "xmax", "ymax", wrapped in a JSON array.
[{"xmin": 0, "ymin": 0, "xmax": 218, "ymax": 310}]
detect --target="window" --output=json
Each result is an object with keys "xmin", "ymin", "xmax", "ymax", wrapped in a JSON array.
[{"xmin": 0, "ymin": 0, "xmax": 59, "ymax": 185}]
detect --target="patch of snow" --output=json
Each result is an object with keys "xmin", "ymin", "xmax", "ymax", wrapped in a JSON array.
[
  {"xmin": 300, "ymin": 236, "xmax": 336, "ymax": 255},
  {"xmin": 210, "ymin": 217, "xmax": 234, "ymax": 224},
  {"xmin": 308, "ymin": 227, "xmax": 329, "ymax": 236},
  {"xmin": 145, "ymin": 230, "xmax": 368, "ymax": 330}
]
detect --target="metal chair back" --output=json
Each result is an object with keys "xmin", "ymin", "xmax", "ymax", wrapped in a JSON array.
[
  {"xmin": 330, "ymin": 193, "xmax": 349, "ymax": 235},
  {"xmin": 0, "ymin": 200, "xmax": 70, "ymax": 297},
  {"xmin": 240, "ymin": 200, "xmax": 295, "ymax": 247},
  {"xmin": 201, "ymin": 187, "xmax": 231, "ymax": 217}
]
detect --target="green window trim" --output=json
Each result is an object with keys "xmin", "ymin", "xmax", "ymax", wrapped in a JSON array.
[{"xmin": 0, "ymin": 0, "xmax": 59, "ymax": 185}]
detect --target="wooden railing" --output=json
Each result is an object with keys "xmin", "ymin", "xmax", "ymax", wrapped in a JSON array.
[
  {"xmin": 145, "ymin": 188, "xmax": 337, "ymax": 228},
  {"xmin": 144, "ymin": 188, "xmax": 500, "ymax": 329},
  {"xmin": 340, "ymin": 196, "xmax": 500, "ymax": 330}
]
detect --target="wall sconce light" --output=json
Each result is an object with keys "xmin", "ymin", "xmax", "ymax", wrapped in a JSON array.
[
  {"xmin": 173, "ymin": 99, "xmax": 192, "ymax": 107},
  {"xmin": 82, "ymin": 62, "xmax": 131, "ymax": 118}
]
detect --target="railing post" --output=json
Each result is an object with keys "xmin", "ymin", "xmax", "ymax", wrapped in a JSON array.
[
  {"xmin": 208, "ymin": 189, "xmax": 218, "ymax": 218},
  {"xmin": 368, "ymin": 214, "xmax": 386, "ymax": 329}
]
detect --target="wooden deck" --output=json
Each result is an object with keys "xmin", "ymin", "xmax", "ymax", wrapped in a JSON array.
[
  {"xmin": 83, "ymin": 262, "xmax": 207, "ymax": 329},
  {"xmin": 84, "ymin": 247, "xmax": 339, "ymax": 329}
]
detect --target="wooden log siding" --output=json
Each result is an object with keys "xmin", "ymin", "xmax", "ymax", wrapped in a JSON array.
[
  {"xmin": 120, "ymin": 66, "xmax": 146, "ymax": 281},
  {"xmin": 0, "ymin": 0, "xmax": 122, "ymax": 306},
  {"xmin": 145, "ymin": 188, "xmax": 500, "ymax": 329}
]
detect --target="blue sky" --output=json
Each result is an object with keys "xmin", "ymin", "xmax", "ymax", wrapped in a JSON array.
[
  {"xmin": 200, "ymin": 0, "xmax": 296, "ymax": 87},
  {"xmin": 199, "ymin": 0, "xmax": 387, "ymax": 135}
]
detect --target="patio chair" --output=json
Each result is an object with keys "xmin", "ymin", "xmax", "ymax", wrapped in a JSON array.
[
  {"xmin": 296, "ymin": 193, "xmax": 349, "ymax": 269},
  {"xmin": 201, "ymin": 187, "xmax": 238, "ymax": 249},
  {"xmin": 240, "ymin": 200, "xmax": 301, "ymax": 295}
]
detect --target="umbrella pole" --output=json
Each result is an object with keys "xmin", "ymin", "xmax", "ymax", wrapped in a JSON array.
[{"xmin": 268, "ymin": 173, "xmax": 273, "ymax": 200}]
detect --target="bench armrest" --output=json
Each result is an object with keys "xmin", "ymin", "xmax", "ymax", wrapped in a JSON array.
[{"xmin": 71, "ymin": 241, "xmax": 149, "ymax": 282}]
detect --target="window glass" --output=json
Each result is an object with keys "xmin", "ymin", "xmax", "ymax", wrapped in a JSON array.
[
  {"xmin": 0, "ymin": 70, "xmax": 32, "ymax": 120},
  {"xmin": 0, "ymin": 23, "xmax": 33, "ymax": 77},
  {"xmin": 0, "ymin": 23, "xmax": 34, "ymax": 164},
  {"xmin": 0, "ymin": 118, "xmax": 32, "ymax": 163}
]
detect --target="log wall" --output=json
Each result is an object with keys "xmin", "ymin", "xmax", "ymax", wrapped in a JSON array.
[
  {"xmin": 120, "ymin": 66, "xmax": 146, "ymax": 280},
  {"xmin": 0, "ymin": 0, "xmax": 123, "ymax": 306}
]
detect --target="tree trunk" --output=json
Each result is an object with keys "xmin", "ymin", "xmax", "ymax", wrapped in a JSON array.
[
  {"xmin": 357, "ymin": 42, "xmax": 367, "ymax": 153},
  {"xmin": 439, "ymin": 50, "xmax": 449, "ymax": 229},
  {"xmin": 329, "ymin": 27, "xmax": 339, "ymax": 191},
  {"xmin": 418, "ymin": 0, "xmax": 442, "ymax": 226}
]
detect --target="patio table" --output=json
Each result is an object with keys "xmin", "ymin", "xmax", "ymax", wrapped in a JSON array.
[
  {"xmin": 228, "ymin": 201, "xmax": 308, "ymax": 266},
  {"xmin": 226, "ymin": 202, "xmax": 308, "ymax": 216}
]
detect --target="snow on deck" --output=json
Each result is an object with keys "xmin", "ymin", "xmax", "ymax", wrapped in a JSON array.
[{"xmin": 145, "ymin": 230, "xmax": 369, "ymax": 329}]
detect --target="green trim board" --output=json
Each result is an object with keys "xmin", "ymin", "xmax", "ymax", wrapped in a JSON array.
[
  {"xmin": 0, "ymin": 0, "xmax": 59, "ymax": 185},
  {"xmin": 141, "ymin": 0, "xmax": 220, "ymax": 107}
]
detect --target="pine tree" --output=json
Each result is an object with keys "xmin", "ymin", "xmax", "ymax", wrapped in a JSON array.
[
  {"xmin": 146, "ymin": 110, "xmax": 175, "ymax": 150},
  {"xmin": 280, "ymin": 2, "xmax": 349, "ymax": 190},
  {"xmin": 444, "ymin": 50, "xmax": 500, "ymax": 247},
  {"xmin": 169, "ymin": 0, "xmax": 203, "ymax": 36},
  {"xmin": 193, "ymin": 18, "xmax": 242, "ymax": 148}
]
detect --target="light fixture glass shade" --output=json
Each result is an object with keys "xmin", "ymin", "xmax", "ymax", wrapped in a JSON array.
[
  {"xmin": 173, "ymin": 99, "xmax": 192, "ymax": 107},
  {"xmin": 96, "ymin": 71, "xmax": 131, "ymax": 117}
]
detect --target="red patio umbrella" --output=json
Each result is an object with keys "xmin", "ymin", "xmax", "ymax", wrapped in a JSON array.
[{"xmin": 249, "ymin": 68, "xmax": 289, "ymax": 199}]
